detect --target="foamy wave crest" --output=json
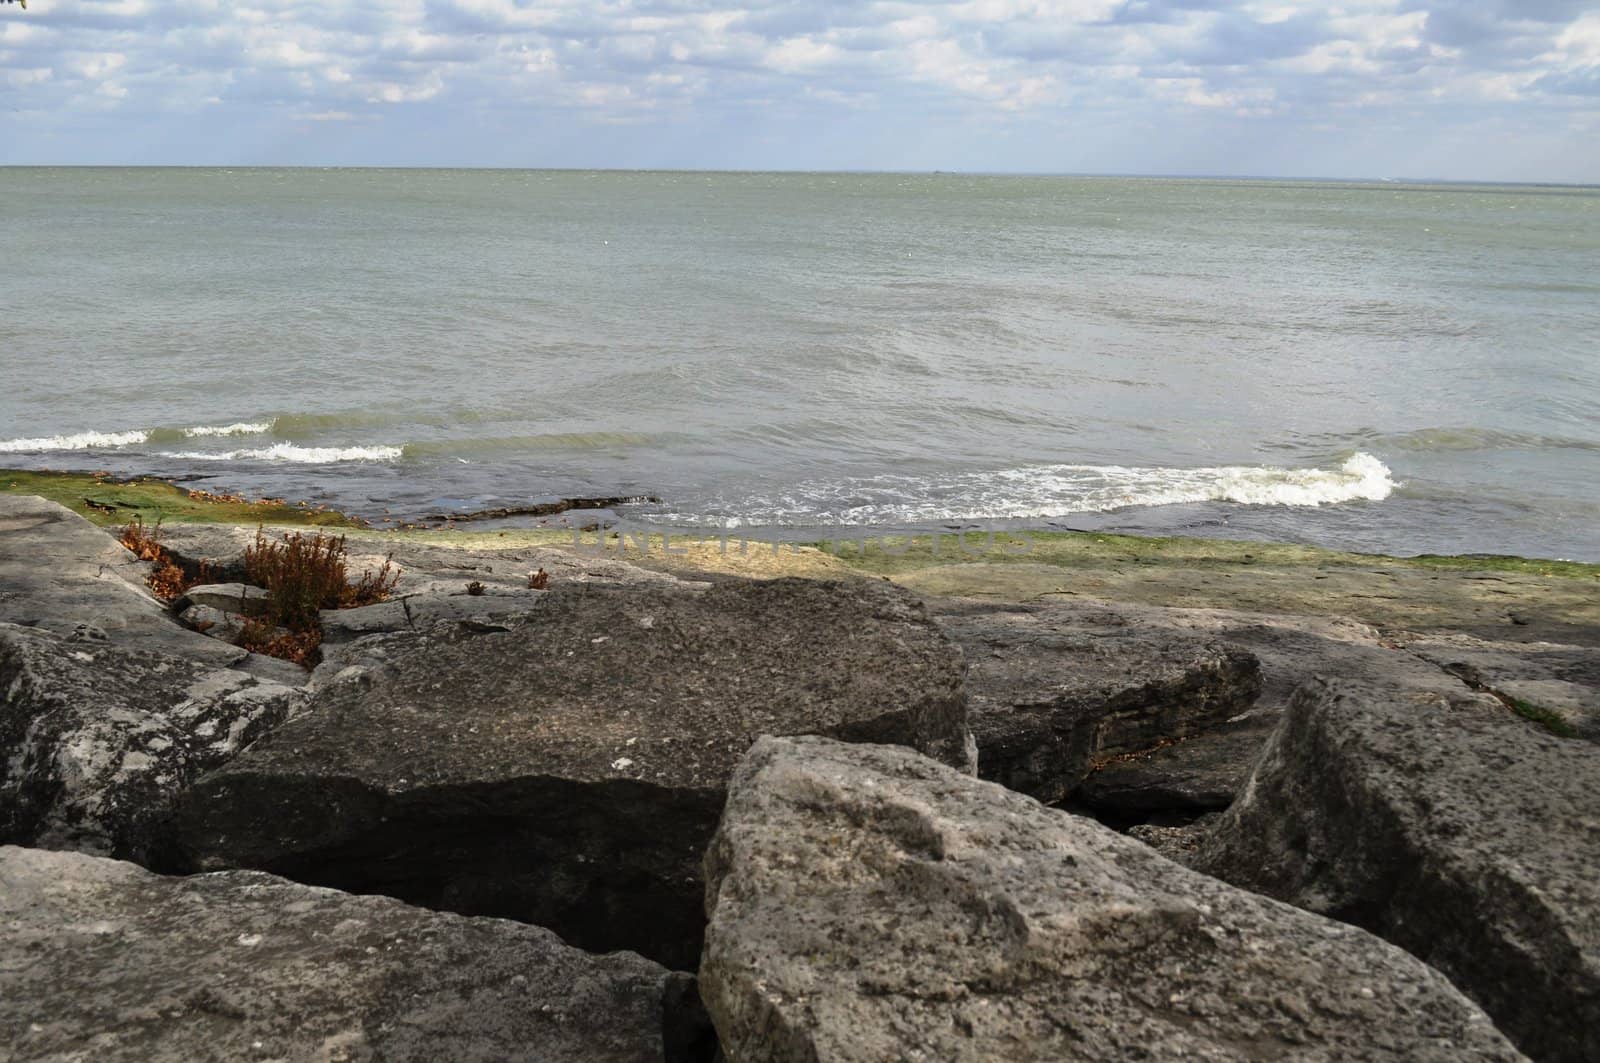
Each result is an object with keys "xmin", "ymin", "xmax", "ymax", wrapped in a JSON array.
[
  {"xmin": 1151, "ymin": 452, "xmax": 1396, "ymax": 508},
  {"xmin": 182, "ymin": 421, "xmax": 274, "ymax": 438},
  {"xmin": 0, "ymin": 429, "xmax": 149, "ymax": 453},
  {"xmin": 663, "ymin": 453, "xmax": 1396, "ymax": 528},
  {"xmin": 3, "ymin": 420, "xmax": 276, "ymax": 452},
  {"xmin": 166, "ymin": 443, "xmax": 404, "ymax": 463}
]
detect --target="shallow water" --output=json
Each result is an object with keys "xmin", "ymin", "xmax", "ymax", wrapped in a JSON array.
[{"xmin": 3, "ymin": 168, "xmax": 1597, "ymax": 559}]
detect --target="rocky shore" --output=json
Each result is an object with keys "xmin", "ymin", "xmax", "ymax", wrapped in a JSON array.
[{"xmin": 2, "ymin": 488, "xmax": 1596, "ymax": 1061}]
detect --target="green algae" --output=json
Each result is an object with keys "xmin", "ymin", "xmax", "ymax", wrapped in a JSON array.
[{"xmin": 0, "ymin": 469, "xmax": 363, "ymax": 529}]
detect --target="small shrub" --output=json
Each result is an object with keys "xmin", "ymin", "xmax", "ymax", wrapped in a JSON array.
[
  {"xmin": 235, "ymin": 617, "xmax": 322, "ymax": 666},
  {"xmin": 120, "ymin": 517, "xmax": 208, "ymax": 603},
  {"xmin": 243, "ymin": 529, "xmax": 398, "ymax": 629},
  {"xmin": 238, "ymin": 529, "xmax": 399, "ymax": 665}
]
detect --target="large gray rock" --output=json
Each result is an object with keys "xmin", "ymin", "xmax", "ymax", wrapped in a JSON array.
[
  {"xmin": 701, "ymin": 735, "xmax": 1522, "ymax": 1062},
  {"xmin": 930, "ymin": 599, "xmax": 1260, "ymax": 804},
  {"xmin": 1194, "ymin": 676, "xmax": 1600, "ymax": 1062},
  {"xmin": 0, "ymin": 845, "xmax": 713, "ymax": 1063},
  {"xmin": 0, "ymin": 495, "xmax": 246, "ymax": 668},
  {"xmin": 0, "ymin": 624, "xmax": 304, "ymax": 864},
  {"xmin": 176, "ymin": 578, "xmax": 970, "ymax": 969}
]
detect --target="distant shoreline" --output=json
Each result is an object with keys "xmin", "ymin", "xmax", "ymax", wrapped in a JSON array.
[{"xmin": 3, "ymin": 164, "xmax": 1596, "ymax": 189}]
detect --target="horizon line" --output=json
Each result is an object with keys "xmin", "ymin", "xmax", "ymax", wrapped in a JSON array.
[{"xmin": 1, "ymin": 164, "xmax": 1595, "ymax": 189}]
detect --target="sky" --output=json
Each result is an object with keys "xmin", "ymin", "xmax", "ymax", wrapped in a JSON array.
[{"xmin": 2, "ymin": 1, "xmax": 1598, "ymax": 180}]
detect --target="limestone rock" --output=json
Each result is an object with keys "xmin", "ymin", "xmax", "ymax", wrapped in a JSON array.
[
  {"xmin": 701, "ymin": 735, "xmax": 1522, "ymax": 1062},
  {"xmin": 0, "ymin": 624, "xmax": 304, "ymax": 864},
  {"xmin": 174, "ymin": 582, "xmax": 272, "ymax": 618},
  {"xmin": 1194, "ymin": 676, "xmax": 1600, "ymax": 1062},
  {"xmin": 317, "ymin": 588, "xmax": 545, "ymax": 643},
  {"xmin": 931, "ymin": 599, "xmax": 1260, "ymax": 804},
  {"xmin": 1401, "ymin": 631, "xmax": 1600, "ymax": 741},
  {"xmin": 0, "ymin": 495, "xmax": 243, "ymax": 667},
  {"xmin": 176, "ymin": 578, "xmax": 970, "ymax": 969},
  {"xmin": 0, "ymin": 845, "xmax": 712, "ymax": 1063}
]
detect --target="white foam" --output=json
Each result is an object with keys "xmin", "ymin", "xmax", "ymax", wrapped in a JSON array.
[
  {"xmin": 665, "ymin": 453, "xmax": 1397, "ymax": 527},
  {"xmin": 0, "ymin": 429, "xmax": 148, "ymax": 452},
  {"xmin": 180, "ymin": 421, "xmax": 274, "ymax": 438},
  {"xmin": 164, "ymin": 443, "xmax": 404, "ymax": 463}
]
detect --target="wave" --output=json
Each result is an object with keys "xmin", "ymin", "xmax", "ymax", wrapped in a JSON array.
[
  {"xmin": 0, "ymin": 429, "xmax": 150, "ymax": 453},
  {"xmin": 400, "ymin": 431, "xmax": 656, "ymax": 457},
  {"xmin": 663, "ymin": 453, "xmax": 1397, "ymax": 528},
  {"xmin": 1295, "ymin": 426, "xmax": 1600, "ymax": 455},
  {"xmin": 1, "ymin": 421, "xmax": 275, "ymax": 452},
  {"xmin": 146, "ymin": 422, "xmax": 276, "ymax": 443},
  {"xmin": 164, "ymin": 443, "xmax": 404, "ymax": 463}
]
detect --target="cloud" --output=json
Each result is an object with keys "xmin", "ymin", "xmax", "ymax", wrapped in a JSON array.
[{"xmin": 0, "ymin": 0, "xmax": 1595, "ymax": 178}]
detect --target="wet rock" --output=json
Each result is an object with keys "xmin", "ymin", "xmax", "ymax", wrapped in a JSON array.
[
  {"xmin": 1194, "ymin": 675, "xmax": 1600, "ymax": 1062},
  {"xmin": 930, "ymin": 599, "xmax": 1260, "ymax": 804},
  {"xmin": 176, "ymin": 578, "xmax": 970, "ymax": 970},
  {"xmin": 0, "ymin": 624, "xmax": 304, "ymax": 864},
  {"xmin": 0, "ymin": 845, "xmax": 712, "ymax": 1063},
  {"xmin": 701, "ymin": 735, "xmax": 1523, "ymax": 1062}
]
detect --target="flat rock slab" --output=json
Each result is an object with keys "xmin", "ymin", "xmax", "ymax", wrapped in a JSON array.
[
  {"xmin": 177, "ymin": 578, "xmax": 970, "ymax": 969},
  {"xmin": 930, "ymin": 599, "xmax": 1260, "ymax": 804},
  {"xmin": 1400, "ymin": 631, "xmax": 1600, "ymax": 741},
  {"xmin": 153, "ymin": 522, "xmax": 687, "ymax": 597},
  {"xmin": 0, "ymin": 845, "xmax": 710, "ymax": 1063},
  {"xmin": 175, "ymin": 582, "xmax": 272, "ymax": 618},
  {"xmin": 0, "ymin": 624, "xmax": 304, "ymax": 864},
  {"xmin": 701, "ymin": 735, "xmax": 1522, "ymax": 1062},
  {"xmin": 1194, "ymin": 676, "xmax": 1600, "ymax": 1062},
  {"xmin": 317, "ymin": 588, "xmax": 547, "ymax": 643},
  {"xmin": 0, "ymin": 496, "xmax": 244, "ymax": 667}
]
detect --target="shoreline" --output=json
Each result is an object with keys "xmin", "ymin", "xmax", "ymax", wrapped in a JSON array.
[{"xmin": 8, "ymin": 466, "xmax": 1597, "ymax": 647}]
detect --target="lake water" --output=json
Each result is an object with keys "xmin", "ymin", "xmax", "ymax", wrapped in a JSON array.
[{"xmin": 3, "ymin": 168, "xmax": 1597, "ymax": 559}]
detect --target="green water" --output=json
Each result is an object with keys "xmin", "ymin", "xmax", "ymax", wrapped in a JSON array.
[{"xmin": 3, "ymin": 168, "xmax": 1597, "ymax": 558}]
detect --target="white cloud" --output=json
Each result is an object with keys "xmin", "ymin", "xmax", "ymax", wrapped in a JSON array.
[{"xmin": 0, "ymin": 0, "xmax": 1594, "ymax": 175}]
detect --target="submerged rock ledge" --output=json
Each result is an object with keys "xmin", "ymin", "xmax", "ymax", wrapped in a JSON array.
[{"xmin": 1, "ymin": 490, "xmax": 1596, "ymax": 1061}]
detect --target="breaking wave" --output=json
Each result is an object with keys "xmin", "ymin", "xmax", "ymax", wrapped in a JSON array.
[
  {"xmin": 164, "ymin": 443, "xmax": 404, "ymax": 464},
  {"xmin": 665, "ymin": 453, "xmax": 1397, "ymax": 528},
  {"xmin": 0, "ymin": 421, "xmax": 275, "ymax": 452},
  {"xmin": 0, "ymin": 429, "xmax": 150, "ymax": 452}
]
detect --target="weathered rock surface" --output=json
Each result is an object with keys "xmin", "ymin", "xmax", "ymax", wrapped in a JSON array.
[
  {"xmin": 176, "ymin": 578, "xmax": 970, "ymax": 969},
  {"xmin": 1194, "ymin": 676, "xmax": 1600, "ymax": 1062},
  {"xmin": 1076, "ymin": 722, "xmax": 1268, "ymax": 817},
  {"xmin": 935, "ymin": 598, "xmax": 1473, "ymax": 820},
  {"xmin": 1401, "ymin": 631, "xmax": 1600, "ymax": 741},
  {"xmin": 0, "ymin": 624, "xmax": 304, "ymax": 865},
  {"xmin": 0, "ymin": 845, "xmax": 713, "ymax": 1063},
  {"xmin": 930, "ymin": 599, "xmax": 1260, "ymax": 804},
  {"xmin": 317, "ymin": 587, "xmax": 546, "ymax": 643},
  {"xmin": 701, "ymin": 735, "xmax": 1523, "ymax": 1062},
  {"xmin": 176, "ymin": 602, "xmax": 243, "ymax": 640},
  {"xmin": 0, "ymin": 495, "xmax": 244, "ymax": 667},
  {"xmin": 174, "ymin": 582, "xmax": 272, "ymax": 618}
]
